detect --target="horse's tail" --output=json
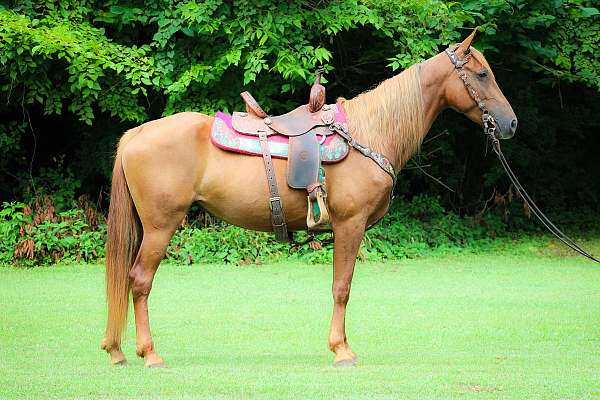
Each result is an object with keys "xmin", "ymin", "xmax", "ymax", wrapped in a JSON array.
[{"xmin": 103, "ymin": 133, "xmax": 142, "ymax": 352}]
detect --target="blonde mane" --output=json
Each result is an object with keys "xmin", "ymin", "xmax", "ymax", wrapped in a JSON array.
[{"xmin": 341, "ymin": 64, "xmax": 424, "ymax": 169}]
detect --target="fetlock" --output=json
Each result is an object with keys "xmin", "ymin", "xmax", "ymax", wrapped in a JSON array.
[
  {"xmin": 101, "ymin": 338, "xmax": 119, "ymax": 353},
  {"xmin": 328, "ymin": 334, "xmax": 348, "ymax": 353},
  {"xmin": 136, "ymin": 342, "xmax": 154, "ymax": 358}
]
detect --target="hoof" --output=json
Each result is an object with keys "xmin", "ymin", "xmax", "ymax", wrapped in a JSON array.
[
  {"xmin": 109, "ymin": 350, "xmax": 127, "ymax": 366},
  {"xmin": 333, "ymin": 358, "xmax": 357, "ymax": 368},
  {"xmin": 144, "ymin": 352, "xmax": 165, "ymax": 368},
  {"xmin": 145, "ymin": 361, "xmax": 166, "ymax": 369},
  {"xmin": 112, "ymin": 358, "xmax": 128, "ymax": 366}
]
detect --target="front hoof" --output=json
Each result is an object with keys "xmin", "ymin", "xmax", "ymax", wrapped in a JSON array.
[
  {"xmin": 144, "ymin": 353, "xmax": 165, "ymax": 368},
  {"xmin": 333, "ymin": 358, "xmax": 357, "ymax": 368}
]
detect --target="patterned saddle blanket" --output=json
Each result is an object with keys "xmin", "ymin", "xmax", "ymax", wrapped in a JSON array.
[{"xmin": 210, "ymin": 108, "xmax": 349, "ymax": 163}]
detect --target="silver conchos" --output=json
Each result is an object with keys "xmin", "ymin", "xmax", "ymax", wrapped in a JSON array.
[{"xmin": 321, "ymin": 110, "xmax": 334, "ymax": 125}]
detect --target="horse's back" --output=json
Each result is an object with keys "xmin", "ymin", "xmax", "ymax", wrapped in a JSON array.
[{"xmin": 123, "ymin": 112, "xmax": 212, "ymax": 147}]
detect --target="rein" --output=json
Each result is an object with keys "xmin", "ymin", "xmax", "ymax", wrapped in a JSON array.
[{"xmin": 446, "ymin": 45, "xmax": 599, "ymax": 263}]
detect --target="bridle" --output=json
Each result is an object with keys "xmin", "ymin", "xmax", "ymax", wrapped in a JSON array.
[
  {"xmin": 446, "ymin": 46, "xmax": 498, "ymax": 139},
  {"xmin": 446, "ymin": 45, "xmax": 599, "ymax": 263}
]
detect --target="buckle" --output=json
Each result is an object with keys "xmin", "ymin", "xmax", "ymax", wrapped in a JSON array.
[{"xmin": 269, "ymin": 196, "xmax": 281, "ymax": 210}]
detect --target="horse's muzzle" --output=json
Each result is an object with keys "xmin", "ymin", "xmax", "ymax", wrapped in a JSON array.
[{"xmin": 495, "ymin": 116, "xmax": 517, "ymax": 139}]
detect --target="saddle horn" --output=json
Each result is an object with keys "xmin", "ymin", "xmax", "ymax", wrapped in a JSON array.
[{"xmin": 308, "ymin": 68, "xmax": 326, "ymax": 113}]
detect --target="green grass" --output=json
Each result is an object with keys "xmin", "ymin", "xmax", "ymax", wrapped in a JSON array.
[{"xmin": 1, "ymin": 253, "xmax": 600, "ymax": 399}]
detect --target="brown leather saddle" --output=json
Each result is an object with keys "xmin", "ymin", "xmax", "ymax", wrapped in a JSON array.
[{"xmin": 231, "ymin": 71, "xmax": 333, "ymax": 241}]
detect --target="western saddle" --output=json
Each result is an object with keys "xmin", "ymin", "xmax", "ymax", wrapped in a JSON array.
[
  {"xmin": 231, "ymin": 70, "xmax": 336, "ymax": 241},
  {"xmin": 231, "ymin": 70, "xmax": 396, "ymax": 242}
]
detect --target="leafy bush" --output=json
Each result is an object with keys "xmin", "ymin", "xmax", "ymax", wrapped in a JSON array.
[
  {"xmin": 1, "ymin": 197, "xmax": 105, "ymax": 267},
  {"xmin": 167, "ymin": 224, "xmax": 289, "ymax": 264},
  {"xmin": 362, "ymin": 195, "xmax": 501, "ymax": 260},
  {"xmin": 0, "ymin": 191, "xmax": 594, "ymax": 267}
]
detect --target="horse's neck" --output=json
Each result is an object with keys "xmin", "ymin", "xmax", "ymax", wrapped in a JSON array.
[
  {"xmin": 344, "ymin": 57, "xmax": 447, "ymax": 172},
  {"xmin": 419, "ymin": 54, "xmax": 449, "ymax": 135}
]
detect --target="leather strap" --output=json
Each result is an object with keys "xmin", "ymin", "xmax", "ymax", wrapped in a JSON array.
[
  {"xmin": 330, "ymin": 122, "xmax": 397, "ymax": 188},
  {"xmin": 258, "ymin": 131, "xmax": 289, "ymax": 242},
  {"xmin": 241, "ymin": 91, "xmax": 268, "ymax": 118}
]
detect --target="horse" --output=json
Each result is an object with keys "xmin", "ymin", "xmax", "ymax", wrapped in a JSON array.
[{"xmin": 101, "ymin": 29, "xmax": 517, "ymax": 367}]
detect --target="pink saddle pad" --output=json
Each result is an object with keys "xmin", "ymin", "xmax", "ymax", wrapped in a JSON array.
[{"xmin": 210, "ymin": 109, "xmax": 349, "ymax": 163}]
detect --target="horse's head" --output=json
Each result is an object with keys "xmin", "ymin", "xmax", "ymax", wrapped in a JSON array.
[{"xmin": 443, "ymin": 29, "xmax": 517, "ymax": 139}]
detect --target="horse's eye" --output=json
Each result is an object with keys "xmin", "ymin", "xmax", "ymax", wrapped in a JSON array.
[{"xmin": 477, "ymin": 70, "xmax": 488, "ymax": 79}]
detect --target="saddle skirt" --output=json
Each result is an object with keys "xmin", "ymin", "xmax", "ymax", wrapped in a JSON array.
[{"xmin": 210, "ymin": 107, "xmax": 349, "ymax": 163}]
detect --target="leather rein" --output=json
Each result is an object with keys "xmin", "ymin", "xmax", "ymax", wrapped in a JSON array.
[{"xmin": 446, "ymin": 45, "xmax": 599, "ymax": 263}]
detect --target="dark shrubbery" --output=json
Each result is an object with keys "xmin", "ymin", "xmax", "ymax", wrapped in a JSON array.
[{"xmin": 0, "ymin": 1, "xmax": 599, "ymax": 216}]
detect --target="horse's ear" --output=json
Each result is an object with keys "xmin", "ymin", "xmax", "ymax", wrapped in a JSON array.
[{"xmin": 456, "ymin": 27, "xmax": 478, "ymax": 57}]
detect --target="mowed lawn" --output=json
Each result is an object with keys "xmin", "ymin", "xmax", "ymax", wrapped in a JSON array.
[{"xmin": 1, "ymin": 254, "xmax": 600, "ymax": 399}]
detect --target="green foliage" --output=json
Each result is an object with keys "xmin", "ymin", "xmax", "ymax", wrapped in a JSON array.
[
  {"xmin": 363, "ymin": 195, "xmax": 496, "ymax": 259},
  {"xmin": 0, "ymin": 195, "xmax": 549, "ymax": 267},
  {"xmin": 166, "ymin": 224, "xmax": 290, "ymax": 264},
  {"xmin": 0, "ymin": 6, "xmax": 154, "ymax": 124},
  {"xmin": 0, "ymin": 201, "xmax": 30, "ymax": 265},
  {"xmin": 0, "ymin": 198, "xmax": 105, "ymax": 267},
  {"xmin": 513, "ymin": 0, "xmax": 600, "ymax": 90},
  {"xmin": 0, "ymin": 0, "xmax": 598, "ymax": 262},
  {"xmin": 2, "ymin": 0, "xmax": 597, "ymax": 126}
]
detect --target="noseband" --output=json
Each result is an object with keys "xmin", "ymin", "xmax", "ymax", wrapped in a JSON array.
[{"xmin": 445, "ymin": 45, "xmax": 599, "ymax": 263}]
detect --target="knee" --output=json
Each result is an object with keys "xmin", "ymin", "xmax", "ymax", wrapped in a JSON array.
[
  {"xmin": 332, "ymin": 282, "xmax": 350, "ymax": 304},
  {"xmin": 129, "ymin": 265, "xmax": 153, "ymax": 300}
]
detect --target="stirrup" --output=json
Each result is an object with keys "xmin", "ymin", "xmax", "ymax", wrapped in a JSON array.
[{"xmin": 306, "ymin": 187, "xmax": 331, "ymax": 231}]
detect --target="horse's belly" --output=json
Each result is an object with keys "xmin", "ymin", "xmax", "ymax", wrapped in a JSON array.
[{"xmin": 196, "ymin": 147, "xmax": 309, "ymax": 232}]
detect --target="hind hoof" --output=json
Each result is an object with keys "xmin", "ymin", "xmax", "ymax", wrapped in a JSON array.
[
  {"xmin": 109, "ymin": 350, "xmax": 127, "ymax": 366},
  {"xmin": 112, "ymin": 358, "xmax": 128, "ymax": 366}
]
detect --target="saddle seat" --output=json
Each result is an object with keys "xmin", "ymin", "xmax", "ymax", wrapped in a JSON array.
[{"xmin": 232, "ymin": 96, "xmax": 336, "ymax": 138}]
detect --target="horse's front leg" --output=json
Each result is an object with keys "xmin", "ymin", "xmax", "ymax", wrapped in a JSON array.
[{"xmin": 328, "ymin": 217, "xmax": 366, "ymax": 367}]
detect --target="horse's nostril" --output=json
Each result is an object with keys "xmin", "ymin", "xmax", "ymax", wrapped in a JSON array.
[{"xmin": 510, "ymin": 118, "xmax": 518, "ymax": 133}]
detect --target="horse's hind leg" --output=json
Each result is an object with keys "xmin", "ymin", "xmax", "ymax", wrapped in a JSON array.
[{"xmin": 129, "ymin": 222, "xmax": 182, "ymax": 368}]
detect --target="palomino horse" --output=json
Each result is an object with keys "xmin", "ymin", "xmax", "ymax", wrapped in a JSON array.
[{"xmin": 102, "ymin": 30, "xmax": 517, "ymax": 367}]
